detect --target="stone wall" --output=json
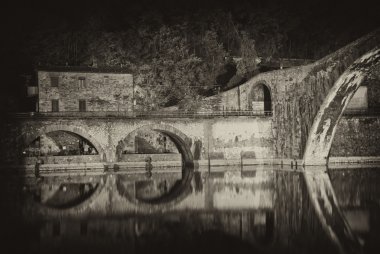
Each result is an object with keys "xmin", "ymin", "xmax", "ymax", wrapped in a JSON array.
[
  {"xmin": 5, "ymin": 114, "xmax": 378, "ymax": 166},
  {"xmin": 23, "ymin": 155, "xmax": 101, "ymax": 165},
  {"xmin": 330, "ymin": 116, "xmax": 380, "ymax": 157},
  {"xmin": 38, "ymin": 70, "xmax": 133, "ymax": 112},
  {"xmin": 122, "ymin": 129, "xmax": 179, "ymax": 154},
  {"xmin": 120, "ymin": 154, "xmax": 181, "ymax": 162}
]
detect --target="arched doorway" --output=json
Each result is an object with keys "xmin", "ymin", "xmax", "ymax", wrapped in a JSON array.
[{"xmin": 248, "ymin": 83, "xmax": 272, "ymax": 114}]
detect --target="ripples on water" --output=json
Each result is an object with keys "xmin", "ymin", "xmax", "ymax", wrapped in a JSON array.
[{"xmin": 0, "ymin": 165, "xmax": 379, "ymax": 254}]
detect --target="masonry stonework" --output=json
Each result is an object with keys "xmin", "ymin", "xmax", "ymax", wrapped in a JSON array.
[
  {"xmin": 1, "ymin": 117, "xmax": 275, "ymax": 165},
  {"xmin": 38, "ymin": 69, "xmax": 134, "ymax": 112}
]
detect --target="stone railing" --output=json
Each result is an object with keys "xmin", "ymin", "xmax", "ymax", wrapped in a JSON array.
[{"xmin": 8, "ymin": 110, "xmax": 273, "ymax": 119}]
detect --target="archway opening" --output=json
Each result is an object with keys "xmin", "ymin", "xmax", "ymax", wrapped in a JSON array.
[
  {"xmin": 26, "ymin": 175, "xmax": 105, "ymax": 209},
  {"xmin": 22, "ymin": 130, "xmax": 102, "ymax": 164},
  {"xmin": 249, "ymin": 84, "xmax": 272, "ymax": 114}
]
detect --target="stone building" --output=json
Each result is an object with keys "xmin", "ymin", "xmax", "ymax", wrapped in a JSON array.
[{"xmin": 35, "ymin": 66, "xmax": 134, "ymax": 112}]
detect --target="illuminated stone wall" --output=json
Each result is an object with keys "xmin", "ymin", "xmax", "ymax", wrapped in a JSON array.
[{"xmin": 38, "ymin": 69, "xmax": 133, "ymax": 112}]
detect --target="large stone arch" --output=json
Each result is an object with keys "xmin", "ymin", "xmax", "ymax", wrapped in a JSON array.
[
  {"xmin": 19, "ymin": 124, "xmax": 106, "ymax": 162},
  {"xmin": 303, "ymin": 48, "xmax": 380, "ymax": 165}
]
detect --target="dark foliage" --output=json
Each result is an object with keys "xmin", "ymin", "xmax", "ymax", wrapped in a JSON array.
[{"xmin": 1, "ymin": 0, "xmax": 379, "ymax": 110}]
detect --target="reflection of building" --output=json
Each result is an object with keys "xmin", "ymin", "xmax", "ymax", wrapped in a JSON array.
[
  {"xmin": 32, "ymin": 67, "xmax": 134, "ymax": 112},
  {"xmin": 38, "ymin": 211, "xmax": 275, "ymax": 253}
]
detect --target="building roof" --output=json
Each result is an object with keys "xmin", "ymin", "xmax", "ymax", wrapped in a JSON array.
[{"xmin": 36, "ymin": 65, "xmax": 132, "ymax": 74}]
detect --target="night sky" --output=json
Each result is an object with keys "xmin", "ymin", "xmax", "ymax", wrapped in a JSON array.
[{"xmin": 1, "ymin": 0, "xmax": 379, "ymax": 111}]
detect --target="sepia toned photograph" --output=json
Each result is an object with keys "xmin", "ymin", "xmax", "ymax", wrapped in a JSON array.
[{"xmin": 1, "ymin": 0, "xmax": 379, "ymax": 253}]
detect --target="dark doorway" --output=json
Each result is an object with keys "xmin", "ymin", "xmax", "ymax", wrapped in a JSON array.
[{"xmin": 79, "ymin": 100, "xmax": 86, "ymax": 112}]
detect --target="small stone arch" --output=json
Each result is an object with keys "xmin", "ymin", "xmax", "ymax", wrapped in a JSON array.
[
  {"xmin": 19, "ymin": 124, "xmax": 106, "ymax": 162},
  {"xmin": 303, "ymin": 48, "xmax": 380, "ymax": 165},
  {"xmin": 119, "ymin": 124, "xmax": 194, "ymax": 166},
  {"xmin": 248, "ymin": 82, "xmax": 272, "ymax": 113}
]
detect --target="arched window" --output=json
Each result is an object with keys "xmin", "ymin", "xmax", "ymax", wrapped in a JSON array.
[{"xmin": 248, "ymin": 84, "xmax": 272, "ymax": 114}]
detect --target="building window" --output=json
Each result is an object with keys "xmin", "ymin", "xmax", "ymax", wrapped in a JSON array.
[
  {"xmin": 78, "ymin": 77, "xmax": 86, "ymax": 88},
  {"xmin": 52, "ymin": 99, "xmax": 59, "ymax": 112},
  {"xmin": 79, "ymin": 100, "xmax": 86, "ymax": 112},
  {"xmin": 50, "ymin": 77, "xmax": 59, "ymax": 87}
]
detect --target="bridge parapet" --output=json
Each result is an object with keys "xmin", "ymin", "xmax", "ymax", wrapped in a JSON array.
[{"xmin": 7, "ymin": 110, "xmax": 273, "ymax": 119}]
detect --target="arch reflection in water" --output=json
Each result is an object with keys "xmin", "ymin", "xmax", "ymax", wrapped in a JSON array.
[
  {"xmin": 27, "ymin": 175, "xmax": 103, "ymax": 209},
  {"xmin": 6, "ymin": 167, "xmax": 380, "ymax": 254},
  {"xmin": 22, "ymin": 130, "xmax": 102, "ymax": 165},
  {"xmin": 329, "ymin": 166, "xmax": 380, "ymax": 254},
  {"xmin": 116, "ymin": 165, "xmax": 193, "ymax": 205},
  {"xmin": 28, "ymin": 169, "xmax": 345, "ymax": 254}
]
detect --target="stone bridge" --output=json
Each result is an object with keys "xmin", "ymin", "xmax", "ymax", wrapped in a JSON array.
[{"xmin": 2, "ymin": 29, "xmax": 380, "ymax": 167}]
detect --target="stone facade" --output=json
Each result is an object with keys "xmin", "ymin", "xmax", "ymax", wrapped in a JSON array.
[{"xmin": 38, "ymin": 68, "xmax": 134, "ymax": 112}]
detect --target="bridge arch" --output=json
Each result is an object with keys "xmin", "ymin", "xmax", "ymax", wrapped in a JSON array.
[
  {"xmin": 20, "ymin": 124, "xmax": 106, "ymax": 162},
  {"xmin": 117, "ymin": 124, "xmax": 194, "ymax": 208},
  {"xmin": 303, "ymin": 48, "xmax": 380, "ymax": 165},
  {"xmin": 248, "ymin": 82, "xmax": 272, "ymax": 113},
  {"xmin": 119, "ymin": 123, "xmax": 194, "ymax": 166}
]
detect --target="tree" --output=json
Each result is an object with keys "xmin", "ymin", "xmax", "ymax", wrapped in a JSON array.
[
  {"xmin": 134, "ymin": 26, "xmax": 206, "ymax": 110},
  {"xmin": 236, "ymin": 32, "xmax": 259, "ymax": 77}
]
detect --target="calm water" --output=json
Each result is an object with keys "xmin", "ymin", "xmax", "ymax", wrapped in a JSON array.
[{"xmin": 0, "ymin": 165, "xmax": 379, "ymax": 254}]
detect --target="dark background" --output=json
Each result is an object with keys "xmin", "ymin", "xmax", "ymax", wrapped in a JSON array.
[{"xmin": 1, "ymin": 0, "xmax": 379, "ymax": 111}]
